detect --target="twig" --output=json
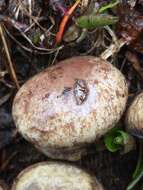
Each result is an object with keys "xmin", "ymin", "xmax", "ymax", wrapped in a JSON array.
[
  {"xmin": 51, "ymin": 48, "xmax": 60, "ymax": 65},
  {"xmin": 100, "ymin": 38, "xmax": 126, "ymax": 60},
  {"xmin": 4, "ymin": 24, "xmax": 63, "ymax": 53},
  {"xmin": 0, "ymin": 24, "xmax": 20, "ymax": 89},
  {"xmin": 28, "ymin": 0, "xmax": 32, "ymax": 25},
  {"xmin": 56, "ymin": 0, "xmax": 81, "ymax": 43},
  {"xmin": 5, "ymin": 26, "xmax": 64, "ymax": 55},
  {"xmin": 0, "ymin": 91, "xmax": 13, "ymax": 106},
  {"xmin": 104, "ymin": 26, "xmax": 119, "ymax": 47},
  {"xmin": 17, "ymin": 0, "xmax": 46, "ymax": 33}
]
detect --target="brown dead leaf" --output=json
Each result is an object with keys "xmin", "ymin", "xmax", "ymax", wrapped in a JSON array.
[
  {"xmin": 116, "ymin": 3, "xmax": 143, "ymax": 53},
  {"xmin": 126, "ymin": 51, "xmax": 143, "ymax": 79}
]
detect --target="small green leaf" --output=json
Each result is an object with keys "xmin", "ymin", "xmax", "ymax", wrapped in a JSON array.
[
  {"xmin": 76, "ymin": 14, "xmax": 118, "ymax": 30},
  {"xmin": 99, "ymin": 0, "xmax": 119, "ymax": 13},
  {"xmin": 114, "ymin": 136, "xmax": 124, "ymax": 145},
  {"xmin": 104, "ymin": 127, "xmax": 122, "ymax": 152},
  {"xmin": 104, "ymin": 134, "xmax": 121, "ymax": 152},
  {"xmin": 118, "ymin": 130, "xmax": 130, "ymax": 141},
  {"xmin": 104, "ymin": 127, "xmax": 135, "ymax": 153},
  {"xmin": 32, "ymin": 31, "xmax": 41, "ymax": 45}
]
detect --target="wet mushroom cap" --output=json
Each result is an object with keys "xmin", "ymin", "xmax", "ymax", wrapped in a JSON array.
[
  {"xmin": 12, "ymin": 56, "xmax": 128, "ymax": 160},
  {"xmin": 11, "ymin": 162, "xmax": 104, "ymax": 190},
  {"xmin": 126, "ymin": 92, "xmax": 143, "ymax": 138}
]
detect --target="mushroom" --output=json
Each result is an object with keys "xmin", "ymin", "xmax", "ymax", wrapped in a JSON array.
[
  {"xmin": 125, "ymin": 92, "xmax": 143, "ymax": 190},
  {"xmin": 11, "ymin": 162, "xmax": 104, "ymax": 190},
  {"xmin": 12, "ymin": 56, "xmax": 128, "ymax": 160},
  {"xmin": 126, "ymin": 92, "xmax": 143, "ymax": 138}
]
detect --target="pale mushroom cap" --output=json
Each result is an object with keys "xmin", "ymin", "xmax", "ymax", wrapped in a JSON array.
[
  {"xmin": 12, "ymin": 56, "xmax": 128, "ymax": 160},
  {"xmin": 126, "ymin": 92, "xmax": 143, "ymax": 138},
  {"xmin": 11, "ymin": 162, "xmax": 104, "ymax": 190}
]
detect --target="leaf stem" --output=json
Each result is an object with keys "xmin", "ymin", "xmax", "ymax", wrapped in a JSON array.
[
  {"xmin": 133, "ymin": 141, "xmax": 143, "ymax": 178},
  {"xmin": 126, "ymin": 141, "xmax": 143, "ymax": 190}
]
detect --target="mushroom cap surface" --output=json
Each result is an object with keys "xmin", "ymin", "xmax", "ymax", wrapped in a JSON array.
[
  {"xmin": 12, "ymin": 56, "xmax": 128, "ymax": 160},
  {"xmin": 126, "ymin": 92, "xmax": 143, "ymax": 138},
  {"xmin": 11, "ymin": 162, "xmax": 104, "ymax": 190}
]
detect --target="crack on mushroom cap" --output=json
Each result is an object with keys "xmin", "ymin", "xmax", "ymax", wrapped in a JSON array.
[{"xmin": 73, "ymin": 79, "xmax": 89, "ymax": 105}]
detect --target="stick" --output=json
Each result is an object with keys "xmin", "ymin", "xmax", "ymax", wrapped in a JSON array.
[
  {"xmin": 100, "ymin": 38, "xmax": 126, "ymax": 60},
  {"xmin": 56, "ymin": 0, "xmax": 81, "ymax": 44},
  {"xmin": 0, "ymin": 24, "xmax": 20, "ymax": 89}
]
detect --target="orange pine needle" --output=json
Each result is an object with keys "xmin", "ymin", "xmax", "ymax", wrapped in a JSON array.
[{"xmin": 56, "ymin": 0, "xmax": 81, "ymax": 44}]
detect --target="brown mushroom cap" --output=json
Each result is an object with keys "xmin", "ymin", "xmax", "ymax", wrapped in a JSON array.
[
  {"xmin": 126, "ymin": 92, "xmax": 143, "ymax": 138},
  {"xmin": 11, "ymin": 162, "xmax": 104, "ymax": 190},
  {"xmin": 12, "ymin": 56, "xmax": 128, "ymax": 160}
]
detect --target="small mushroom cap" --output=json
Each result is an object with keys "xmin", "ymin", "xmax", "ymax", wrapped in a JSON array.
[
  {"xmin": 12, "ymin": 56, "xmax": 128, "ymax": 160},
  {"xmin": 126, "ymin": 92, "xmax": 143, "ymax": 138},
  {"xmin": 11, "ymin": 162, "xmax": 104, "ymax": 190}
]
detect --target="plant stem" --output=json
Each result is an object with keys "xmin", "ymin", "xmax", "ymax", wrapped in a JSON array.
[
  {"xmin": 127, "ymin": 168, "xmax": 143, "ymax": 190},
  {"xmin": 100, "ymin": 38, "xmax": 126, "ymax": 60},
  {"xmin": 126, "ymin": 141, "xmax": 143, "ymax": 190},
  {"xmin": 133, "ymin": 141, "xmax": 143, "ymax": 178}
]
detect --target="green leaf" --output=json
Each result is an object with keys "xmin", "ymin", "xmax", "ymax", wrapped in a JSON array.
[
  {"xmin": 76, "ymin": 14, "xmax": 118, "ymax": 30},
  {"xmin": 104, "ymin": 127, "xmax": 122, "ymax": 152},
  {"xmin": 104, "ymin": 134, "xmax": 121, "ymax": 152},
  {"xmin": 99, "ymin": 0, "xmax": 119, "ymax": 13},
  {"xmin": 32, "ymin": 31, "xmax": 41, "ymax": 45},
  {"xmin": 104, "ymin": 127, "xmax": 134, "ymax": 153}
]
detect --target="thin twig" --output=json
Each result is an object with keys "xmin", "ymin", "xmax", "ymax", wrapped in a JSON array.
[
  {"xmin": 18, "ymin": 0, "xmax": 47, "ymax": 33},
  {"xmin": 0, "ymin": 24, "xmax": 20, "ymax": 89},
  {"xmin": 104, "ymin": 26, "xmax": 119, "ymax": 46},
  {"xmin": 100, "ymin": 38, "xmax": 126, "ymax": 60},
  {"xmin": 28, "ymin": 0, "xmax": 32, "ymax": 25},
  {"xmin": 51, "ymin": 48, "xmax": 60, "ymax": 65},
  {"xmin": 5, "ymin": 27, "xmax": 64, "ymax": 55}
]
